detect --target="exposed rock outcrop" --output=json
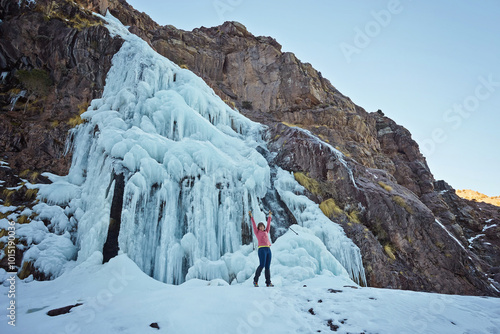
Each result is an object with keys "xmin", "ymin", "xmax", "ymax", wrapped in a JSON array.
[
  {"xmin": 438, "ymin": 182, "xmax": 500, "ymax": 285},
  {"xmin": 0, "ymin": 0, "xmax": 123, "ymax": 175},
  {"xmin": 263, "ymin": 122, "xmax": 493, "ymax": 294}
]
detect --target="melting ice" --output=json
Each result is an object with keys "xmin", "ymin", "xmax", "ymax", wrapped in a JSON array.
[{"xmin": 30, "ymin": 13, "xmax": 365, "ymax": 286}]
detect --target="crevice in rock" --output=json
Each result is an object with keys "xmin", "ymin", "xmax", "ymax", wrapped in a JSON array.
[{"xmin": 103, "ymin": 172, "xmax": 125, "ymax": 263}]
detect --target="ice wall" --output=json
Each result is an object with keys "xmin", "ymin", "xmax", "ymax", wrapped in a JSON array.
[{"xmin": 34, "ymin": 13, "xmax": 365, "ymax": 285}]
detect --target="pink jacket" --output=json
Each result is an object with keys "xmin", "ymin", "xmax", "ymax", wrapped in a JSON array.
[{"xmin": 251, "ymin": 215, "xmax": 272, "ymax": 247}]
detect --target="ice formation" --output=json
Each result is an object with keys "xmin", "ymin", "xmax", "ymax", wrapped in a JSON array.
[
  {"xmin": 27, "ymin": 13, "xmax": 366, "ymax": 286},
  {"xmin": 274, "ymin": 169, "xmax": 366, "ymax": 284},
  {"xmin": 288, "ymin": 126, "xmax": 357, "ymax": 188}
]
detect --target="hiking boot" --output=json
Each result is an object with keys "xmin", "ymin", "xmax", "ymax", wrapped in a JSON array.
[
  {"xmin": 253, "ymin": 282, "xmax": 259, "ymax": 287},
  {"xmin": 266, "ymin": 283, "xmax": 274, "ymax": 287}
]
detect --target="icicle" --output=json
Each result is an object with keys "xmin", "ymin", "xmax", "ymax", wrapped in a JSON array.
[
  {"xmin": 10, "ymin": 90, "xmax": 26, "ymax": 111},
  {"xmin": 274, "ymin": 168, "xmax": 366, "ymax": 285},
  {"xmin": 287, "ymin": 126, "xmax": 358, "ymax": 189}
]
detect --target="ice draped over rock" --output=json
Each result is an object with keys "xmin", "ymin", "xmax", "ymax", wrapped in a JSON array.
[
  {"xmin": 274, "ymin": 169, "xmax": 366, "ymax": 285},
  {"xmin": 35, "ymin": 13, "xmax": 365, "ymax": 285},
  {"xmin": 64, "ymin": 14, "xmax": 270, "ymax": 284}
]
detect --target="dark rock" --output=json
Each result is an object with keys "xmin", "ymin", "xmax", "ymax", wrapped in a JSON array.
[
  {"xmin": 47, "ymin": 303, "xmax": 83, "ymax": 317},
  {"xmin": 327, "ymin": 319, "xmax": 339, "ymax": 331},
  {"xmin": 103, "ymin": 173, "xmax": 125, "ymax": 263},
  {"xmin": 328, "ymin": 289, "xmax": 342, "ymax": 293},
  {"xmin": 434, "ymin": 180, "xmax": 454, "ymax": 192},
  {"xmin": 0, "ymin": 0, "xmax": 123, "ymax": 176}
]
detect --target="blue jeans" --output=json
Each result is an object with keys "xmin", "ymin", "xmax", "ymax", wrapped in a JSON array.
[{"xmin": 254, "ymin": 247, "xmax": 272, "ymax": 285}]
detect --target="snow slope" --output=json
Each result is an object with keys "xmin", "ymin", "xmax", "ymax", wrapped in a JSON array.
[{"xmin": 1, "ymin": 254, "xmax": 499, "ymax": 334}]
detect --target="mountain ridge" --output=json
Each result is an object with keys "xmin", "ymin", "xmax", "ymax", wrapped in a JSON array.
[{"xmin": 457, "ymin": 189, "xmax": 500, "ymax": 207}]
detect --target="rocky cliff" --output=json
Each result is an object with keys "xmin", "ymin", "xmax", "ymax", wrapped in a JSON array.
[
  {"xmin": 1, "ymin": 0, "xmax": 498, "ymax": 296},
  {"xmin": 0, "ymin": 0, "xmax": 123, "ymax": 175}
]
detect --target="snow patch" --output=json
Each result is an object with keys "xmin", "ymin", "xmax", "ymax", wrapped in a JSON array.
[
  {"xmin": 21, "ymin": 232, "xmax": 77, "ymax": 279},
  {"xmin": 435, "ymin": 219, "xmax": 467, "ymax": 252},
  {"xmin": 483, "ymin": 223, "xmax": 497, "ymax": 231}
]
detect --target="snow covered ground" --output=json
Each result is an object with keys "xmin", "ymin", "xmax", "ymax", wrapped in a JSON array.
[{"xmin": 1, "ymin": 253, "xmax": 499, "ymax": 334}]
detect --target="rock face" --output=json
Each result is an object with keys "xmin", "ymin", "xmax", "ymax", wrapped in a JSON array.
[
  {"xmin": 263, "ymin": 122, "xmax": 494, "ymax": 294},
  {"xmin": 438, "ymin": 182, "xmax": 500, "ymax": 286},
  {"xmin": 0, "ymin": 0, "xmax": 123, "ymax": 175},
  {"xmin": 1, "ymin": 0, "xmax": 498, "ymax": 296},
  {"xmin": 150, "ymin": 23, "xmax": 340, "ymax": 114}
]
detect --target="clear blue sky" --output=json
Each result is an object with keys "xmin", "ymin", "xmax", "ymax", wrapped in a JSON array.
[{"xmin": 126, "ymin": 0, "xmax": 500, "ymax": 197}]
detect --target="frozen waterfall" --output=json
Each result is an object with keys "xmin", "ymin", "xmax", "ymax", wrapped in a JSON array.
[{"xmin": 34, "ymin": 13, "xmax": 366, "ymax": 286}]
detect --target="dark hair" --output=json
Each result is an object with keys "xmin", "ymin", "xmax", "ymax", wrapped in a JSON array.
[{"xmin": 257, "ymin": 222, "xmax": 265, "ymax": 230}]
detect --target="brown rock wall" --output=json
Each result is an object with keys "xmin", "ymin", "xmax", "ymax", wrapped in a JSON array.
[{"xmin": 0, "ymin": 0, "xmax": 123, "ymax": 174}]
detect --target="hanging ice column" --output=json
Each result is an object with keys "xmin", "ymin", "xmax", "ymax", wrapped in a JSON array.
[{"xmin": 58, "ymin": 13, "xmax": 270, "ymax": 284}]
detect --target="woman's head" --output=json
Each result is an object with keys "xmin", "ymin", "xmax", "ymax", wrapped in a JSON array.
[{"xmin": 257, "ymin": 222, "xmax": 265, "ymax": 231}]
